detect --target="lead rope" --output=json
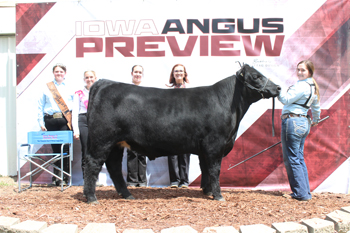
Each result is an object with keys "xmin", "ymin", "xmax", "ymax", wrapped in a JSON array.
[{"xmin": 272, "ymin": 97, "xmax": 275, "ymax": 137}]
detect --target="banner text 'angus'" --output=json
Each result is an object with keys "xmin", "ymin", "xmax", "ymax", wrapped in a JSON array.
[{"xmin": 76, "ymin": 18, "xmax": 284, "ymax": 57}]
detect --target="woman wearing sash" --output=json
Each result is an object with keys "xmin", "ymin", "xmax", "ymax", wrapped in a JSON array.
[
  {"xmin": 166, "ymin": 64, "xmax": 191, "ymax": 188},
  {"xmin": 72, "ymin": 71, "xmax": 98, "ymax": 182},
  {"xmin": 38, "ymin": 63, "xmax": 74, "ymax": 186},
  {"xmin": 278, "ymin": 60, "xmax": 321, "ymax": 201}
]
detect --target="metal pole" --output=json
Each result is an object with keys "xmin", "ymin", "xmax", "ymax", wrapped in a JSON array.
[{"xmin": 227, "ymin": 116, "xmax": 329, "ymax": 170}]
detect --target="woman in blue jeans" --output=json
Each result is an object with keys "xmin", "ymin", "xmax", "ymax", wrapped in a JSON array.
[{"xmin": 278, "ymin": 60, "xmax": 321, "ymax": 201}]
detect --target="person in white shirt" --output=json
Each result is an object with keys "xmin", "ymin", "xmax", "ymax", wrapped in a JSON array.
[
  {"xmin": 38, "ymin": 63, "xmax": 74, "ymax": 186},
  {"xmin": 72, "ymin": 70, "xmax": 98, "ymax": 181}
]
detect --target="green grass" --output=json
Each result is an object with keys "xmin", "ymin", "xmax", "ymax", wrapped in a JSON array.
[{"xmin": 0, "ymin": 181, "xmax": 11, "ymax": 187}]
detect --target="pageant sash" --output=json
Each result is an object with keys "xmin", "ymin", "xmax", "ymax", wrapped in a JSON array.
[
  {"xmin": 75, "ymin": 90, "xmax": 89, "ymax": 109},
  {"xmin": 46, "ymin": 81, "xmax": 72, "ymax": 130}
]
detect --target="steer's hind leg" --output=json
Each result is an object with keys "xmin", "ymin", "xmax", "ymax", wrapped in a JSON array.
[
  {"xmin": 105, "ymin": 146, "xmax": 134, "ymax": 199},
  {"xmin": 83, "ymin": 154, "xmax": 104, "ymax": 204}
]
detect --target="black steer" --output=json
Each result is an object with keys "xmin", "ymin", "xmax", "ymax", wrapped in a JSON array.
[{"xmin": 84, "ymin": 64, "xmax": 281, "ymax": 203}]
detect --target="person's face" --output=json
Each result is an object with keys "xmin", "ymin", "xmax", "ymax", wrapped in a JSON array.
[
  {"xmin": 297, "ymin": 63, "xmax": 311, "ymax": 80},
  {"xmin": 84, "ymin": 71, "xmax": 97, "ymax": 89},
  {"xmin": 173, "ymin": 65, "xmax": 185, "ymax": 84},
  {"xmin": 53, "ymin": 66, "xmax": 66, "ymax": 83},
  {"xmin": 132, "ymin": 66, "xmax": 143, "ymax": 85}
]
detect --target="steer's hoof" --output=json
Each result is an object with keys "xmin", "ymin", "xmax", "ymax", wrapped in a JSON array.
[
  {"xmin": 214, "ymin": 196, "xmax": 225, "ymax": 201},
  {"xmin": 202, "ymin": 188, "xmax": 212, "ymax": 197},
  {"xmin": 86, "ymin": 198, "xmax": 99, "ymax": 204},
  {"xmin": 203, "ymin": 191, "xmax": 213, "ymax": 196},
  {"xmin": 88, "ymin": 200, "xmax": 99, "ymax": 205},
  {"xmin": 124, "ymin": 195, "xmax": 135, "ymax": 200}
]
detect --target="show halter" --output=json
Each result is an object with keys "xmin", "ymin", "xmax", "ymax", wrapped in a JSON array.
[{"xmin": 235, "ymin": 61, "xmax": 275, "ymax": 136}]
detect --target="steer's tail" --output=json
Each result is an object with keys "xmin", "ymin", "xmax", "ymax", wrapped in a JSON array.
[
  {"xmin": 88, "ymin": 79, "xmax": 116, "ymax": 113},
  {"xmin": 88, "ymin": 79, "xmax": 103, "ymax": 111}
]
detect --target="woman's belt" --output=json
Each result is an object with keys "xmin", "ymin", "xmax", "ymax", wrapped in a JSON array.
[
  {"xmin": 281, "ymin": 113, "xmax": 307, "ymax": 120},
  {"xmin": 45, "ymin": 112, "xmax": 63, "ymax": 118},
  {"xmin": 45, "ymin": 111, "xmax": 72, "ymax": 119}
]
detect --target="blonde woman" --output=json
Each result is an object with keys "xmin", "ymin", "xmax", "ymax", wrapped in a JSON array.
[{"xmin": 72, "ymin": 70, "xmax": 98, "ymax": 179}]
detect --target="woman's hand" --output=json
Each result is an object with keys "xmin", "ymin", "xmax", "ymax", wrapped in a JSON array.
[
  {"xmin": 41, "ymin": 126, "xmax": 47, "ymax": 131},
  {"xmin": 74, "ymin": 134, "xmax": 80, "ymax": 140},
  {"xmin": 311, "ymin": 122, "xmax": 318, "ymax": 127}
]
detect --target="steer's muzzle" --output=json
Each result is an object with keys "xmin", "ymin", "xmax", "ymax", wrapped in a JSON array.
[{"xmin": 264, "ymin": 81, "xmax": 281, "ymax": 98}]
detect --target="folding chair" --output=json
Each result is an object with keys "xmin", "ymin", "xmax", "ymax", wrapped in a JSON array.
[{"xmin": 18, "ymin": 131, "xmax": 73, "ymax": 192}]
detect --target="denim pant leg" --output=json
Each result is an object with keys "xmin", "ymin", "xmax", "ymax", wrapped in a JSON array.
[
  {"xmin": 281, "ymin": 117, "xmax": 311, "ymax": 200},
  {"xmin": 298, "ymin": 134, "xmax": 311, "ymax": 198}
]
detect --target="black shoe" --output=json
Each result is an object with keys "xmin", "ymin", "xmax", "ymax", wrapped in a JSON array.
[
  {"xmin": 56, "ymin": 180, "xmax": 67, "ymax": 186},
  {"xmin": 48, "ymin": 181, "xmax": 56, "ymax": 186}
]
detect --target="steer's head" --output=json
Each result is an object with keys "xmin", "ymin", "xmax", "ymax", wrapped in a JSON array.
[{"xmin": 236, "ymin": 64, "xmax": 281, "ymax": 101}]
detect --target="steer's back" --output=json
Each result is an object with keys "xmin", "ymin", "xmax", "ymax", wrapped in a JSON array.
[{"xmin": 88, "ymin": 78, "xmax": 234, "ymax": 158}]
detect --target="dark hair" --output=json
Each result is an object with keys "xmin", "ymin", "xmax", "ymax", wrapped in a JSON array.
[
  {"xmin": 168, "ymin": 64, "xmax": 189, "ymax": 86},
  {"xmin": 131, "ymin": 65, "xmax": 143, "ymax": 73},
  {"xmin": 53, "ymin": 63, "xmax": 66, "ymax": 73},
  {"xmin": 298, "ymin": 60, "xmax": 320, "ymax": 103}
]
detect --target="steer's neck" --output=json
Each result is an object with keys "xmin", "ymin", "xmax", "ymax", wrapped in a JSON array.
[{"xmin": 232, "ymin": 77, "xmax": 255, "ymax": 122}]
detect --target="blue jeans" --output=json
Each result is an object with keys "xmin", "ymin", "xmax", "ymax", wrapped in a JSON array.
[{"xmin": 281, "ymin": 116, "xmax": 311, "ymax": 200}]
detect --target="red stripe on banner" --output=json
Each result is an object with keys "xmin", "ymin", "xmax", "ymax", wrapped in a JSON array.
[
  {"xmin": 280, "ymin": 0, "xmax": 350, "ymax": 91},
  {"xmin": 16, "ymin": 2, "xmax": 56, "ymax": 46},
  {"xmin": 305, "ymin": 0, "xmax": 350, "ymax": 59},
  {"xmin": 16, "ymin": 53, "xmax": 46, "ymax": 85},
  {"xmin": 309, "ymin": 18, "xmax": 350, "ymax": 103},
  {"xmin": 16, "ymin": 3, "xmax": 33, "ymax": 21},
  {"xmin": 307, "ymin": 92, "xmax": 350, "ymax": 191}
]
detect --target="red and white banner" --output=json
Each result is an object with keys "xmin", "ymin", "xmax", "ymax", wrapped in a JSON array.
[{"xmin": 16, "ymin": 0, "xmax": 350, "ymax": 193}]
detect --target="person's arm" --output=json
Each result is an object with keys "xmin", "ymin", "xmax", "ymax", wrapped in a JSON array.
[
  {"xmin": 277, "ymin": 82, "xmax": 306, "ymax": 105},
  {"xmin": 38, "ymin": 91, "xmax": 47, "ymax": 131},
  {"xmin": 72, "ymin": 93, "xmax": 81, "ymax": 139},
  {"xmin": 310, "ymin": 97, "xmax": 321, "ymax": 126}
]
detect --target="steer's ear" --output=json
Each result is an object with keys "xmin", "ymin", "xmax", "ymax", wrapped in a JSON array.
[{"xmin": 236, "ymin": 66, "xmax": 245, "ymax": 78}]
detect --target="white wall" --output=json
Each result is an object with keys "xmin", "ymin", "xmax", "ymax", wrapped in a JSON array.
[{"xmin": 0, "ymin": 6, "xmax": 17, "ymax": 176}]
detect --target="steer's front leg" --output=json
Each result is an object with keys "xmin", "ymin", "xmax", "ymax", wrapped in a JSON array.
[
  {"xmin": 208, "ymin": 157, "xmax": 225, "ymax": 201},
  {"xmin": 198, "ymin": 156, "xmax": 212, "ymax": 196}
]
